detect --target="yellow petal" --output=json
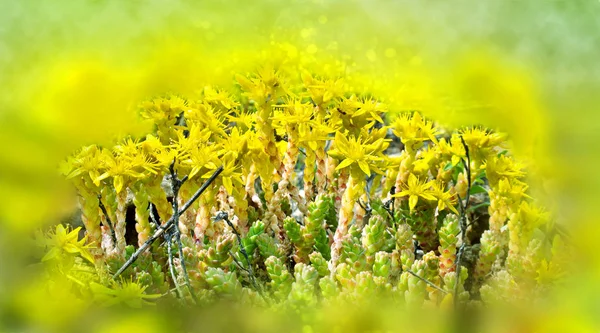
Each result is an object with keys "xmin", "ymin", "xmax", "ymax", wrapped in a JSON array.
[
  {"xmin": 448, "ymin": 203, "xmax": 460, "ymax": 215},
  {"xmin": 95, "ymin": 172, "xmax": 111, "ymax": 184},
  {"xmin": 372, "ymin": 113, "xmax": 384, "ymax": 123},
  {"xmin": 114, "ymin": 175, "xmax": 124, "ymax": 194},
  {"xmin": 90, "ymin": 170, "xmax": 101, "ymax": 186},
  {"xmin": 66, "ymin": 227, "xmax": 82, "ymax": 242},
  {"xmin": 391, "ymin": 190, "xmax": 410, "ymax": 198},
  {"xmin": 223, "ymin": 176, "xmax": 233, "ymax": 194},
  {"xmin": 357, "ymin": 160, "xmax": 371, "ymax": 176},
  {"xmin": 327, "ymin": 148, "xmax": 343, "ymax": 159},
  {"xmin": 189, "ymin": 166, "xmax": 200, "ymax": 179},
  {"xmin": 407, "ymin": 173, "xmax": 418, "ymax": 186},
  {"xmin": 452, "ymin": 155, "xmax": 461, "ymax": 166},
  {"xmin": 421, "ymin": 192, "xmax": 436, "ymax": 201},
  {"xmin": 56, "ymin": 224, "xmax": 66, "ymax": 236},
  {"xmin": 334, "ymin": 131, "xmax": 350, "ymax": 150},
  {"xmin": 335, "ymin": 158, "xmax": 354, "ymax": 171},
  {"xmin": 409, "ymin": 195, "xmax": 418, "ymax": 212},
  {"xmin": 235, "ymin": 74, "xmax": 253, "ymax": 91},
  {"xmin": 437, "ymin": 200, "xmax": 446, "ymax": 212},
  {"xmin": 301, "ymin": 70, "xmax": 314, "ymax": 86},
  {"xmin": 323, "ymin": 90, "xmax": 333, "ymax": 103},
  {"xmin": 63, "ymin": 243, "xmax": 80, "ymax": 254}
]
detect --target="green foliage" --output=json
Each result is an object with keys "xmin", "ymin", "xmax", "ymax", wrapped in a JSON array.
[
  {"xmin": 309, "ymin": 252, "xmax": 330, "ymax": 277},
  {"xmin": 201, "ymin": 234, "xmax": 235, "ymax": 268},
  {"xmin": 243, "ymin": 220, "xmax": 266, "ymax": 256},
  {"xmin": 361, "ymin": 215, "xmax": 386, "ymax": 257},
  {"xmin": 288, "ymin": 264, "xmax": 319, "ymax": 306},
  {"xmin": 204, "ymin": 267, "xmax": 243, "ymax": 296},
  {"xmin": 256, "ymin": 233, "xmax": 281, "ymax": 260},
  {"xmin": 265, "ymin": 256, "xmax": 293, "ymax": 301}
]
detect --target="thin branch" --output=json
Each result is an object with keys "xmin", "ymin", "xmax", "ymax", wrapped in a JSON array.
[
  {"xmin": 388, "ymin": 186, "xmax": 396, "ymax": 219},
  {"xmin": 112, "ymin": 165, "xmax": 223, "ymax": 279},
  {"xmin": 149, "ymin": 202, "xmax": 181, "ymax": 298},
  {"xmin": 229, "ymin": 250, "xmax": 251, "ymax": 273},
  {"xmin": 406, "ymin": 269, "xmax": 449, "ymax": 294},
  {"xmin": 169, "ymin": 159, "xmax": 197, "ymax": 304},
  {"xmin": 148, "ymin": 203, "xmax": 159, "ymax": 229},
  {"xmin": 97, "ymin": 194, "xmax": 117, "ymax": 246}
]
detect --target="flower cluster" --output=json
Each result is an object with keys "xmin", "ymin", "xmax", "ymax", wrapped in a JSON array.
[{"xmin": 43, "ymin": 63, "xmax": 567, "ymax": 311}]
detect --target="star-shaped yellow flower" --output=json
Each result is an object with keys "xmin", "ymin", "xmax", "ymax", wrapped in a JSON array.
[
  {"xmin": 393, "ymin": 173, "xmax": 436, "ymax": 212},
  {"xmin": 327, "ymin": 131, "xmax": 388, "ymax": 176},
  {"xmin": 430, "ymin": 180, "xmax": 459, "ymax": 214}
]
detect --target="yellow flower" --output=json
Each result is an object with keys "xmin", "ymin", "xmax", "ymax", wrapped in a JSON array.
[
  {"xmin": 180, "ymin": 143, "xmax": 218, "ymax": 180},
  {"xmin": 95, "ymin": 148, "xmax": 148, "ymax": 193},
  {"xmin": 227, "ymin": 109, "xmax": 255, "ymax": 131},
  {"xmin": 64, "ymin": 145, "xmax": 104, "ymax": 184},
  {"xmin": 393, "ymin": 173, "xmax": 436, "ymax": 212},
  {"xmin": 216, "ymin": 152, "xmax": 244, "ymax": 194},
  {"xmin": 114, "ymin": 137, "xmax": 159, "ymax": 175},
  {"xmin": 41, "ymin": 224, "xmax": 94, "ymax": 264},
  {"xmin": 352, "ymin": 96, "xmax": 386, "ymax": 123},
  {"xmin": 202, "ymin": 85, "xmax": 240, "ymax": 110},
  {"xmin": 359, "ymin": 124, "xmax": 389, "ymax": 144},
  {"xmin": 185, "ymin": 102, "xmax": 228, "ymax": 138},
  {"xmin": 327, "ymin": 131, "xmax": 388, "ymax": 176},
  {"xmin": 139, "ymin": 94, "xmax": 187, "ymax": 123},
  {"xmin": 517, "ymin": 201, "xmax": 549, "ymax": 231},
  {"xmin": 219, "ymin": 127, "xmax": 248, "ymax": 159},
  {"xmin": 146, "ymin": 139, "xmax": 179, "ymax": 171},
  {"xmin": 90, "ymin": 280, "xmax": 161, "ymax": 308},
  {"xmin": 298, "ymin": 119, "xmax": 335, "ymax": 151},
  {"xmin": 236, "ymin": 65, "xmax": 288, "ymax": 106},
  {"xmin": 332, "ymin": 95, "xmax": 385, "ymax": 131},
  {"xmin": 271, "ymin": 99, "xmax": 313, "ymax": 129},
  {"xmin": 413, "ymin": 146, "xmax": 439, "ymax": 174},
  {"xmin": 429, "ymin": 180, "xmax": 459, "ymax": 214},
  {"xmin": 438, "ymin": 135, "xmax": 466, "ymax": 167},
  {"xmin": 392, "ymin": 112, "xmax": 439, "ymax": 149},
  {"xmin": 459, "ymin": 127, "xmax": 506, "ymax": 160},
  {"xmin": 495, "ymin": 178, "xmax": 531, "ymax": 203},
  {"xmin": 483, "ymin": 154, "xmax": 525, "ymax": 186},
  {"xmin": 301, "ymin": 70, "xmax": 345, "ymax": 106}
]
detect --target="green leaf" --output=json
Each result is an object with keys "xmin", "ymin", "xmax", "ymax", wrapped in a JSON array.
[
  {"xmin": 467, "ymin": 201, "xmax": 490, "ymax": 212},
  {"xmin": 469, "ymin": 185, "xmax": 488, "ymax": 195},
  {"xmin": 443, "ymin": 162, "xmax": 455, "ymax": 171}
]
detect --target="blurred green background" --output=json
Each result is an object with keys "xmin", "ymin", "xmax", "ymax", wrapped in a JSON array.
[{"xmin": 1, "ymin": 0, "xmax": 599, "ymax": 331}]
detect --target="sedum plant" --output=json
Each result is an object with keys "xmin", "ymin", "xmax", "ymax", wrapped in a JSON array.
[{"xmin": 39, "ymin": 57, "xmax": 568, "ymax": 313}]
